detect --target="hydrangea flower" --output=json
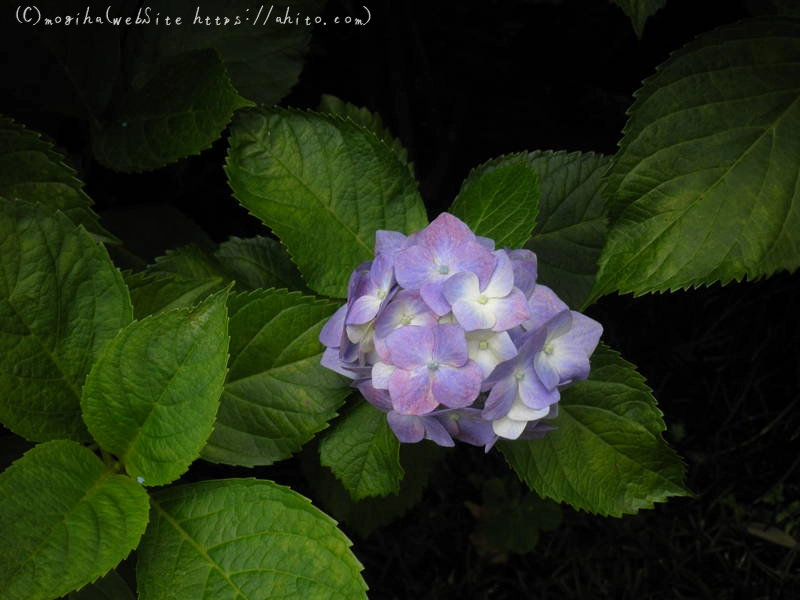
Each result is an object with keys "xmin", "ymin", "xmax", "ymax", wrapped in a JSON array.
[{"xmin": 320, "ymin": 213, "xmax": 603, "ymax": 450}]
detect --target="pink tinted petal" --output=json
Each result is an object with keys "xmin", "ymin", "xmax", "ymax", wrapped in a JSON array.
[
  {"xmin": 484, "ymin": 251, "xmax": 515, "ymax": 297},
  {"xmin": 431, "ymin": 324, "xmax": 469, "ymax": 366},
  {"xmin": 389, "ymin": 368, "xmax": 438, "ymax": 415},
  {"xmin": 387, "ymin": 411, "xmax": 426, "ymax": 443},
  {"xmin": 371, "ymin": 361, "xmax": 395, "ymax": 389},
  {"xmin": 385, "ymin": 326, "xmax": 433, "ymax": 369},
  {"xmin": 394, "ymin": 245, "xmax": 436, "ymax": 289},
  {"xmin": 431, "ymin": 362, "xmax": 482, "ymax": 408},
  {"xmin": 452, "ymin": 300, "xmax": 495, "ymax": 331},
  {"xmin": 476, "ymin": 235, "xmax": 495, "ymax": 250},
  {"xmin": 375, "ymin": 230, "xmax": 408, "ymax": 255},
  {"xmin": 418, "ymin": 212, "xmax": 476, "ymax": 251},
  {"xmin": 482, "ymin": 377, "xmax": 517, "ymax": 420},
  {"xmin": 442, "ymin": 271, "xmax": 480, "ymax": 306},
  {"xmin": 490, "ymin": 289, "xmax": 530, "ymax": 331},
  {"xmin": 450, "ymin": 242, "xmax": 498, "ymax": 289},
  {"xmin": 420, "ymin": 281, "xmax": 452, "ymax": 316},
  {"xmin": 347, "ymin": 294, "xmax": 382, "ymax": 325},
  {"xmin": 358, "ymin": 381, "xmax": 392, "ymax": 412},
  {"xmin": 320, "ymin": 304, "xmax": 347, "ymax": 347},
  {"xmin": 524, "ymin": 284, "xmax": 569, "ymax": 331}
]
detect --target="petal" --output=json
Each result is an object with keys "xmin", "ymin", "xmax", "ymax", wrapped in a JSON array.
[
  {"xmin": 431, "ymin": 323, "xmax": 469, "ymax": 366},
  {"xmin": 490, "ymin": 288, "xmax": 530, "ymax": 331},
  {"xmin": 442, "ymin": 271, "xmax": 480, "ymax": 306},
  {"xmin": 370, "ymin": 253, "xmax": 395, "ymax": 290},
  {"xmin": 357, "ymin": 381, "xmax": 392, "ymax": 412},
  {"xmin": 491, "ymin": 416, "xmax": 528, "ymax": 440},
  {"xmin": 482, "ymin": 377, "xmax": 517, "ymax": 420},
  {"xmin": 417, "ymin": 212, "xmax": 476, "ymax": 252},
  {"xmin": 422, "ymin": 417, "xmax": 455, "ymax": 447},
  {"xmin": 467, "ymin": 330, "xmax": 518, "ymax": 379},
  {"xmin": 320, "ymin": 304, "xmax": 347, "ymax": 347},
  {"xmin": 375, "ymin": 230, "xmax": 408, "ymax": 255},
  {"xmin": 484, "ymin": 250, "xmax": 515, "ymax": 298},
  {"xmin": 346, "ymin": 294, "xmax": 382, "ymax": 325},
  {"xmin": 321, "ymin": 347, "xmax": 358, "ymax": 378},
  {"xmin": 452, "ymin": 299, "xmax": 496, "ymax": 332},
  {"xmin": 371, "ymin": 361, "xmax": 395, "ymax": 389},
  {"xmin": 420, "ymin": 280, "xmax": 452, "ymax": 316},
  {"xmin": 394, "ymin": 245, "xmax": 436, "ymax": 290},
  {"xmin": 450, "ymin": 243, "xmax": 498, "ymax": 289},
  {"xmin": 557, "ymin": 311, "xmax": 604, "ymax": 356},
  {"xmin": 508, "ymin": 248, "xmax": 538, "ymax": 297},
  {"xmin": 389, "ymin": 368, "xmax": 438, "ymax": 415},
  {"xmin": 385, "ymin": 325, "xmax": 433, "ymax": 369},
  {"xmin": 439, "ymin": 409, "xmax": 496, "ymax": 447},
  {"xmin": 518, "ymin": 369, "xmax": 560, "ymax": 409},
  {"xmin": 387, "ymin": 411, "xmax": 426, "ymax": 443},
  {"xmin": 523, "ymin": 284, "xmax": 569, "ymax": 331},
  {"xmin": 534, "ymin": 351, "xmax": 561, "ymax": 391},
  {"xmin": 507, "ymin": 395, "xmax": 551, "ymax": 421},
  {"xmin": 431, "ymin": 362, "xmax": 482, "ymax": 408}
]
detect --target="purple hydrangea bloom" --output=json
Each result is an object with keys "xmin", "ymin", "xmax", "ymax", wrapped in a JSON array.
[{"xmin": 319, "ymin": 213, "xmax": 603, "ymax": 450}]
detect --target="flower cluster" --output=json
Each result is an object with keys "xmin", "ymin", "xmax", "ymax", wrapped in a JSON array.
[{"xmin": 320, "ymin": 213, "xmax": 602, "ymax": 450}]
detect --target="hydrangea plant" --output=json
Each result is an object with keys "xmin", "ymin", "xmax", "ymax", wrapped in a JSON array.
[
  {"xmin": 0, "ymin": 4, "xmax": 798, "ymax": 600},
  {"xmin": 320, "ymin": 213, "xmax": 603, "ymax": 448}
]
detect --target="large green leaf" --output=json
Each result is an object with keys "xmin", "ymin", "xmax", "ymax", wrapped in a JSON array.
[
  {"xmin": 595, "ymin": 17, "xmax": 800, "ymax": 299},
  {"xmin": 0, "ymin": 116, "xmax": 114, "ymax": 241},
  {"xmin": 500, "ymin": 344, "xmax": 688, "ymax": 517},
  {"xmin": 0, "ymin": 200, "xmax": 132, "ymax": 441},
  {"xmin": 215, "ymin": 235, "xmax": 307, "ymax": 292},
  {"xmin": 137, "ymin": 479, "xmax": 368, "ymax": 600},
  {"xmin": 92, "ymin": 49, "xmax": 252, "ymax": 172},
  {"xmin": 124, "ymin": 270, "xmax": 225, "ymax": 319},
  {"xmin": 81, "ymin": 289, "xmax": 229, "ymax": 486},
  {"xmin": 126, "ymin": 0, "xmax": 323, "ymax": 105},
  {"xmin": 609, "ymin": 0, "xmax": 667, "ymax": 38},
  {"xmin": 320, "ymin": 401, "xmax": 403, "ymax": 501},
  {"xmin": 68, "ymin": 569, "xmax": 135, "ymax": 600},
  {"xmin": 0, "ymin": 440, "xmax": 149, "ymax": 600},
  {"xmin": 450, "ymin": 161, "xmax": 540, "ymax": 249},
  {"xmin": 226, "ymin": 107, "xmax": 428, "ymax": 298},
  {"xmin": 202, "ymin": 289, "xmax": 350, "ymax": 466}
]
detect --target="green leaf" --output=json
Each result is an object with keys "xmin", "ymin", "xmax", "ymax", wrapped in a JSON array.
[
  {"xmin": 609, "ymin": 0, "xmax": 667, "ymax": 38},
  {"xmin": 0, "ymin": 116, "xmax": 115, "ymax": 242},
  {"xmin": 304, "ymin": 442, "xmax": 445, "ymax": 538},
  {"xmin": 126, "ymin": 0, "xmax": 323, "ymax": 105},
  {"xmin": 124, "ymin": 270, "xmax": 225, "ymax": 319},
  {"xmin": 500, "ymin": 344, "xmax": 688, "ymax": 517},
  {"xmin": 320, "ymin": 401, "xmax": 403, "ymax": 501},
  {"xmin": 81, "ymin": 289, "xmax": 230, "ymax": 486},
  {"xmin": 215, "ymin": 235, "xmax": 307, "ymax": 292},
  {"xmin": 0, "ymin": 440, "xmax": 149, "ymax": 600},
  {"xmin": 137, "ymin": 479, "xmax": 368, "ymax": 600},
  {"xmin": 595, "ymin": 17, "xmax": 800, "ymax": 299},
  {"xmin": 202, "ymin": 289, "xmax": 350, "ymax": 466},
  {"xmin": 68, "ymin": 569, "xmax": 135, "ymax": 600},
  {"xmin": 92, "ymin": 49, "xmax": 252, "ymax": 172},
  {"xmin": 226, "ymin": 107, "xmax": 428, "ymax": 298},
  {"xmin": 148, "ymin": 244, "xmax": 226, "ymax": 279},
  {"xmin": 0, "ymin": 199, "xmax": 132, "ymax": 442},
  {"xmin": 318, "ymin": 94, "xmax": 410, "ymax": 166},
  {"xmin": 450, "ymin": 161, "xmax": 540, "ymax": 249}
]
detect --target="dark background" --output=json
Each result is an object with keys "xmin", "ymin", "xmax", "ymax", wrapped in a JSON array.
[{"xmin": 2, "ymin": 0, "xmax": 798, "ymax": 598}]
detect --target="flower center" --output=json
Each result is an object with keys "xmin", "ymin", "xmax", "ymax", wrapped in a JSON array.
[
  {"xmin": 400, "ymin": 314, "xmax": 413, "ymax": 325},
  {"xmin": 477, "ymin": 294, "xmax": 489, "ymax": 305},
  {"xmin": 427, "ymin": 361, "xmax": 440, "ymax": 371},
  {"xmin": 544, "ymin": 343, "xmax": 554, "ymax": 355},
  {"xmin": 514, "ymin": 370, "xmax": 525, "ymax": 381},
  {"xmin": 376, "ymin": 289, "xmax": 387, "ymax": 299},
  {"xmin": 438, "ymin": 264, "xmax": 449, "ymax": 275},
  {"xmin": 478, "ymin": 340, "xmax": 489, "ymax": 350}
]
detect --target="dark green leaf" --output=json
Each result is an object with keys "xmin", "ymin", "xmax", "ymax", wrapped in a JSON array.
[
  {"xmin": 127, "ymin": 0, "xmax": 323, "ymax": 105},
  {"xmin": 595, "ymin": 18, "xmax": 800, "ymax": 298},
  {"xmin": 226, "ymin": 107, "xmax": 428, "ymax": 298},
  {"xmin": 81, "ymin": 289, "xmax": 229, "ymax": 486},
  {"xmin": 215, "ymin": 235, "xmax": 307, "ymax": 292},
  {"xmin": 124, "ymin": 270, "xmax": 225, "ymax": 319},
  {"xmin": 137, "ymin": 479, "xmax": 368, "ymax": 599},
  {"xmin": 92, "ymin": 49, "xmax": 252, "ymax": 172},
  {"xmin": 0, "ymin": 116, "xmax": 115, "ymax": 242},
  {"xmin": 610, "ymin": 0, "xmax": 667, "ymax": 38},
  {"xmin": 68, "ymin": 569, "xmax": 135, "ymax": 600},
  {"xmin": 501, "ymin": 344, "xmax": 689, "ymax": 516},
  {"xmin": 202, "ymin": 289, "xmax": 350, "ymax": 466},
  {"xmin": 320, "ymin": 401, "xmax": 403, "ymax": 500},
  {"xmin": 0, "ymin": 200, "xmax": 132, "ymax": 441},
  {"xmin": 450, "ymin": 161, "xmax": 540, "ymax": 249},
  {"xmin": 0, "ymin": 440, "xmax": 149, "ymax": 600}
]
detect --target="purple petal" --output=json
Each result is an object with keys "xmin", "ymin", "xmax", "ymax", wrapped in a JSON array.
[
  {"xmin": 437, "ymin": 409, "xmax": 496, "ymax": 447},
  {"xmin": 431, "ymin": 361, "xmax": 482, "ymax": 408},
  {"xmin": 451, "ymin": 300, "xmax": 496, "ymax": 331},
  {"xmin": 442, "ymin": 271, "xmax": 480, "ymax": 306},
  {"xmin": 490, "ymin": 288, "xmax": 530, "ymax": 331},
  {"xmin": 346, "ymin": 294, "xmax": 382, "ymax": 325},
  {"xmin": 320, "ymin": 304, "xmax": 347, "ymax": 347},
  {"xmin": 375, "ymin": 230, "xmax": 408, "ymax": 255},
  {"xmin": 387, "ymin": 411, "xmax": 426, "ymax": 443},
  {"xmin": 384, "ymin": 326, "xmax": 433, "ymax": 369},
  {"xmin": 534, "ymin": 351, "xmax": 560, "ymax": 391},
  {"xmin": 476, "ymin": 235, "xmax": 496, "ymax": 250},
  {"xmin": 417, "ymin": 212, "xmax": 476, "ymax": 252},
  {"xmin": 482, "ymin": 377, "xmax": 517, "ymax": 420},
  {"xmin": 321, "ymin": 347, "xmax": 358, "ymax": 378},
  {"xmin": 358, "ymin": 381, "xmax": 392, "ymax": 412},
  {"xmin": 431, "ymin": 324, "xmax": 469, "ymax": 366},
  {"xmin": 519, "ymin": 368, "xmax": 560, "ymax": 409},
  {"xmin": 508, "ymin": 249, "xmax": 538, "ymax": 297},
  {"xmin": 422, "ymin": 417, "xmax": 456, "ymax": 447},
  {"xmin": 375, "ymin": 290, "xmax": 438, "ymax": 339},
  {"xmin": 558, "ymin": 311, "xmax": 603, "ymax": 357},
  {"xmin": 524, "ymin": 284, "xmax": 569, "ymax": 331},
  {"xmin": 467, "ymin": 330, "xmax": 518, "ymax": 379},
  {"xmin": 388, "ymin": 368, "xmax": 438, "ymax": 415},
  {"xmin": 394, "ymin": 245, "xmax": 436, "ymax": 290},
  {"xmin": 449, "ymin": 242, "xmax": 498, "ymax": 290},
  {"xmin": 420, "ymin": 281, "xmax": 452, "ymax": 316},
  {"xmin": 484, "ymin": 251, "xmax": 515, "ymax": 298},
  {"xmin": 371, "ymin": 361, "xmax": 395, "ymax": 389}
]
